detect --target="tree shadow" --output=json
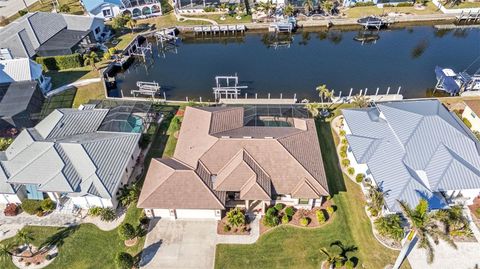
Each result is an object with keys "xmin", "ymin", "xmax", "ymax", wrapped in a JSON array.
[
  {"xmin": 137, "ymin": 240, "xmax": 162, "ymax": 267},
  {"xmin": 39, "ymin": 225, "xmax": 79, "ymax": 250},
  {"xmin": 315, "ymin": 119, "xmax": 347, "ymax": 195}
]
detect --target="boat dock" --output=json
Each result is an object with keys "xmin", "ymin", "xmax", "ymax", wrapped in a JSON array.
[
  {"xmin": 434, "ymin": 24, "xmax": 480, "ymax": 29},
  {"xmin": 220, "ymin": 98, "xmax": 297, "ymax": 105},
  {"xmin": 331, "ymin": 86, "xmax": 404, "ymax": 103},
  {"xmin": 193, "ymin": 25, "xmax": 246, "ymax": 35},
  {"xmin": 456, "ymin": 10, "xmax": 480, "ymax": 22},
  {"xmin": 357, "ymin": 16, "xmax": 394, "ymax": 29}
]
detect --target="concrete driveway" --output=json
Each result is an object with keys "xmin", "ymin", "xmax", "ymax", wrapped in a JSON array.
[
  {"xmin": 0, "ymin": 0, "xmax": 38, "ymax": 18},
  {"xmin": 140, "ymin": 219, "xmax": 217, "ymax": 269}
]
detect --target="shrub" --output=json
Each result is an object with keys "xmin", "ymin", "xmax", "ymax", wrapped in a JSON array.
[
  {"xmin": 348, "ymin": 167, "xmax": 355, "ymax": 175},
  {"xmin": 281, "ymin": 214, "xmax": 289, "ymax": 224},
  {"xmin": 463, "ymin": 118, "xmax": 472, "ymax": 129},
  {"xmin": 0, "ymin": 137, "xmax": 13, "ymax": 151},
  {"xmin": 266, "ymin": 207, "xmax": 277, "ymax": 217},
  {"xmin": 284, "ymin": 207, "xmax": 294, "ymax": 217},
  {"xmin": 345, "ymin": 260, "xmax": 355, "ymax": 269},
  {"xmin": 316, "ymin": 210, "xmax": 326, "ymax": 223},
  {"xmin": 355, "ymin": 173, "xmax": 365, "ymax": 183},
  {"xmin": 263, "ymin": 215, "xmax": 279, "ymax": 227},
  {"xmin": 223, "ymin": 224, "xmax": 231, "ymax": 232},
  {"xmin": 396, "ymin": 2, "xmax": 414, "ymax": 6},
  {"xmin": 4, "ymin": 203, "xmax": 19, "ymax": 216},
  {"xmin": 340, "ymin": 145, "xmax": 348, "ymax": 153},
  {"xmin": 139, "ymin": 134, "xmax": 152, "ymax": 149},
  {"xmin": 299, "ymin": 217, "xmax": 309, "ymax": 227},
  {"xmin": 326, "ymin": 205, "xmax": 335, "ymax": 215},
  {"xmin": 335, "ymin": 260, "xmax": 344, "ymax": 268},
  {"xmin": 341, "ymin": 138, "xmax": 348, "ymax": 145},
  {"xmin": 475, "ymin": 208, "xmax": 480, "ymax": 218},
  {"xmin": 115, "ymin": 252, "xmax": 134, "ymax": 269},
  {"xmin": 274, "ymin": 203, "xmax": 284, "ymax": 211},
  {"xmin": 118, "ymin": 223, "xmax": 136, "ymax": 240},
  {"xmin": 369, "ymin": 208, "xmax": 379, "ymax": 217},
  {"xmin": 36, "ymin": 53, "xmax": 83, "ymax": 71},
  {"xmin": 41, "ymin": 198, "xmax": 56, "ymax": 212},
  {"xmin": 88, "ymin": 206, "xmax": 102, "ymax": 216},
  {"xmin": 339, "ymin": 151, "xmax": 347, "ymax": 158},
  {"xmin": 341, "ymin": 159, "xmax": 350, "ymax": 167},
  {"xmin": 226, "ymin": 208, "xmax": 245, "ymax": 228},
  {"xmin": 0, "ymin": 16, "xmax": 10, "ymax": 27},
  {"xmin": 354, "ymin": 1, "xmax": 375, "ymax": 6},
  {"xmin": 100, "ymin": 208, "xmax": 116, "ymax": 222},
  {"xmin": 21, "ymin": 199, "xmax": 43, "ymax": 215},
  {"xmin": 18, "ymin": 10, "xmax": 28, "ymax": 16},
  {"xmin": 339, "ymin": 130, "xmax": 346, "ymax": 136},
  {"xmin": 374, "ymin": 214, "xmax": 404, "ymax": 241},
  {"xmin": 204, "ymin": 6, "xmax": 216, "ymax": 12}
]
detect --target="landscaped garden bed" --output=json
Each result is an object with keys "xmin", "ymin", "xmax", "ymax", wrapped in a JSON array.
[
  {"xmin": 12, "ymin": 244, "xmax": 58, "ymax": 269},
  {"xmin": 217, "ymin": 208, "xmax": 251, "ymax": 235}
]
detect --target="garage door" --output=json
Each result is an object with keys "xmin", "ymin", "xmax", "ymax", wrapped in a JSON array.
[{"xmin": 175, "ymin": 209, "xmax": 217, "ymax": 219}]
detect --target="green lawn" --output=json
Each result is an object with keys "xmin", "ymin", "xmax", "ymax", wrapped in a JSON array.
[
  {"xmin": 7, "ymin": 0, "xmax": 84, "ymax": 24},
  {"xmin": 47, "ymin": 67, "xmax": 100, "ymax": 89},
  {"xmin": 71, "ymin": 82, "xmax": 106, "ymax": 108},
  {"xmin": 215, "ymin": 106, "xmax": 410, "ymax": 269},
  {"xmin": 344, "ymin": 2, "xmax": 440, "ymax": 18}
]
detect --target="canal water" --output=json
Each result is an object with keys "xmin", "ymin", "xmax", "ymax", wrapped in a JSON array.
[{"xmin": 113, "ymin": 25, "xmax": 480, "ymax": 101}]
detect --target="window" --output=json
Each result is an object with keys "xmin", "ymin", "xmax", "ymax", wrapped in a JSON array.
[
  {"xmin": 471, "ymin": 112, "xmax": 477, "ymax": 119},
  {"xmin": 298, "ymin": 198, "xmax": 309, "ymax": 205},
  {"xmin": 102, "ymin": 9, "xmax": 112, "ymax": 17},
  {"xmin": 95, "ymin": 27, "xmax": 101, "ymax": 34}
]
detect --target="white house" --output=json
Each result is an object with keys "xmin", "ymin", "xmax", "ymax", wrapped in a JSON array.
[
  {"xmin": 0, "ymin": 57, "xmax": 51, "ymax": 93},
  {"xmin": 81, "ymin": 0, "xmax": 162, "ymax": 20},
  {"xmin": 462, "ymin": 100, "xmax": 480, "ymax": 133},
  {"xmin": 342, "ymin": 100, "xmax": 480, "ymax": 214},
  {"xmin": 0, "ymin": 105, "xmax": 148, "ymax": 210}
]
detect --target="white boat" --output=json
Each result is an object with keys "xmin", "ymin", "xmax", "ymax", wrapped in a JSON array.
[{"xmin": 435, "ymin": 66, "xmax": 480, "ymax": 95}]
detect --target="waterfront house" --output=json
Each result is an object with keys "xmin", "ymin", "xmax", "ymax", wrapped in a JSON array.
[
  {"xmin": 342, "ymin": 100, "xmax": 480, "ymax": 214},
  {"xmin": 81, "ymin": 0, "xmax": 162, "ymax": 20},
  {"xmin": 175, "ymin": 0, "xmax": 242, "ymax": 13},
  {"xmin": 138, "ymin": 106, "xmax": 329, "ymax": 220},
  {"xmin": 0, "ymin": 105, "xmax": 149, "ymax": 210},
  {"xmin": 0, "ymin": 57, "xmax": 52, "ymax": 93},
  {"xmin": 462, "ymin": 100, "xmax": 480, "ymax": 133},
  {"xmin": 0, "ymin": 82, "xmax": 45, "ymax": 135},
  {"xmin": 0, "ymin": 12, "xmax": 106, "ymax": 58}
]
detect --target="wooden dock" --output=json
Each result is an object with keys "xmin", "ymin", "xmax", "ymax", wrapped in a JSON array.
[
  {"xmin": 456, "ymin": 10, "xmax": 480, "ymax": 22},
  {"xmin": 193, "ymin": 25, "xmax": 246, "ymax": 35},
  {"xmin": 219, "ymin": 98, "xmax": 297, "ymax": 105}
]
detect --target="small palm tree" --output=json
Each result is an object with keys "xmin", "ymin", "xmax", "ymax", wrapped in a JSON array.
[
  {"xmin": 367, "ymin": 184, "xmax": 384, "ymax": 216},
  {"xmin": 59, "ymin": 4, "xmax": 70, "ymax": 13},
  {"xmin": 0, "ymin": 243, "xmax": 17, "ymax": 262},
  {"xmin": 398, "ymin": 199, "xmax": 457, "ymax": 263},
  {"xmin": 83, "ymin": 52, "xmax": 99, "ymax": 71},
  {"xmin": 330, "ymin": 240, "xmax": 358, "ymax": 259},
  {"xmin": 226, "ymin": 208, "xmax": 245, "ymax": 228},
  {"xmin": 434, "ymin": 205, "xmax": 473, "ymax": 237},
  {"xmin": 117, "ymin": 183, "xmax": 141, "ymax": 207},
  {"xmin": 303, "ymin": 0, "xmax": 314, "ymax": 15},
  {"xmin": 16, "ymin": 230, "xmax": 34, "ymax": 257},
  {"xmin": 319, "ymin": 247, "xmax": 342, "ymax": 269},
  {"xmin": 305, "ymin": 102, "xmax": 320, "ymax": 118},
  {"xmin": 321, "ymin": 0, "xmax": 333, "ymax": 15},
  {"xmin": 283, "ymin": 4, "xmax": 294, "ymax": 17},
  {"xmin": 316, "ymin": 84, "xmax": 333, "ymax": 116},
  {"xmin": 350, "ymin": 94, "xmax": 369, "ymax": 108},
  {"xmin": 125, "ymin": 16, "xmax": 137, "ymax": 33}
]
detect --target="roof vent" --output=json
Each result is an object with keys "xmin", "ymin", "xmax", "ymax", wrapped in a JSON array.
[
  {"xmin": 243, "ymin": 136, "xmax": 252, "ymax": 139},
  {"xmin": 221, "ymin": 136, "xmax": 230, "ymax": 139},
  {"xmin": 264, "ymin": 136, "xmax": 274, "ymax": 139}
]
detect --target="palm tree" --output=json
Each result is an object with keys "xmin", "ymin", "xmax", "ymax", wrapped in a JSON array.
[
  {"xmin": 83, "ymin": 52, "xmax": 99, "ymax": 71},
  {"xmin": 305, "ymin": 102, "xmax": 320, "ymax": 118},
  {"xmin": 125, "ymin": 16, "xmax": 137, "ymax": 33},
  {"xmin": 16, "ymin": 230, "xmax": 34, "ymax": 257},
  {"xmin": 374, "ymin": 214, "xmax": 404, "ymax": 241},
  {"xmin": 367, "ymin": 183, "xmax": 384, "ymax": 216},
  {"xmin": 350, "ymin": 94, "xmax": 369, "ymax": 108},
  {"xmin": 434, "ymin": 205, "xmax": 473, "ymax": 237},
  {"xmin": 0, "ymin": 243, "xmax": 17, "ymax": 262},
  {"xmin": 303, "ymin": 0, "xmax": 314, "ymax": 15},
  {"xmin": 59, "ymin": 4, "xmax": 71, "ymax": 13},
  {"xmin": 398, "ymin": 199, "xmax": 457, "ymax": 264},
  {"xmin": 330, "ymin": 240, "xmax": 358, "ymax": 259},
  {"xmin": 226, "ymin": 208, "xmax": 245, "ymax": 227},
  {"xmin": 316, "ymin": 84, "xmax": 333, "ymax": 116},
  {"xmin": 117, "ymin": 183, "xmax": 141, "ymax": 207},
  {"xmin": 259, "ymin": 0, "xmax": 276, "ymax": 16},
  {"xmin": 319, "ymin": 247, "xmax": 342, "ymax": 269},
  {"xmin": 283, "ymin": 4, "xmax": 294, "ymax": 17},
  {"xmin": 321, "ymin": 0, "xmax": 333, "ymax": 15}
]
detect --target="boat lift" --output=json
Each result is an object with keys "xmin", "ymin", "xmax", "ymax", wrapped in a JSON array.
[
  {"xmin": 357, "ymin": 16, "xmax": 393, "ymax": 30},
  {"xmin": 155, "ymin": 28, "xmax": 178, "ymax": 48},
  {"xmin": 212, "ymin": 74, "xmax": 248, "ymax": 100},
  {"xmin": 131, "ymin": 81, "xmax": 160, "ymax": 98}
]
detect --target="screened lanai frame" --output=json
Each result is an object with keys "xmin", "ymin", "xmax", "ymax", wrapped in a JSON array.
[{"xmin": 228, "ymin": 104, "xmax": 310, "ymax": 127}]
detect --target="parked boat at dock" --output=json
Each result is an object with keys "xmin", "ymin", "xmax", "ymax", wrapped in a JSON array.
[{"xmin": 434, "ymin": 66, "xmax": 480, "ymax": 95}]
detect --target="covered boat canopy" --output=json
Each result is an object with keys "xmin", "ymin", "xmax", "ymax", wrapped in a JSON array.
[{"xmin": 435, "ymin": 66, "xmax": 461, "ymax": 95}]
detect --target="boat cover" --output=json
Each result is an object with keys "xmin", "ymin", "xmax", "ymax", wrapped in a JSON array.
[{"xmin": 435, "ymin": 66, "xmax": 460, "ymax": 95}]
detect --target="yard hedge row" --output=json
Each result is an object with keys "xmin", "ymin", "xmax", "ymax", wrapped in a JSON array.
[{"xmin": 36, "ymin": 53, "xmax": 83, "ymax": 71}]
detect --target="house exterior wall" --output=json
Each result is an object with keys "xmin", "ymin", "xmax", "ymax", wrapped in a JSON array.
[
  {"xmin": 146, "ymin": 208, "xmax": 221, "ymax": 220},
  {"xmin": 276, "ymin": 195, "xmax": 322, "ymax": 209},
  {"xmin": 0, "ymin": 193, "xmax": 22, "ymax": 204},
  {"xmin": 462, "ymin": 105, "xmax": 480, "ymax": 132},
  {"xmin": 445, "ymin": 189, "xmax": 480, "ymax": 206},
  {"xmin": 69, "ymin": 196, "xmax": 114, "ymax": 209}
]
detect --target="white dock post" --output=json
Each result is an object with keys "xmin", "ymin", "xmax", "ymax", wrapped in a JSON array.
[
  {"xmin": 245, "ymin": 93, "xmax": 247, "ymax": 99},
  {"xmin": 163, "ymin": 92, "xmax": 166, "ymax": 100},
  {"xmin": 375, "ymin": 87, "xmax": 379, "ymax": 96},
  {"xmin": 294, "ymin": 93, "xmax": 297, "ymax": 101},
  {"xmin": 386, "ymin": 87, "xmax": 390, "ymax": 95},
  {"xmin": 200, "ymin": 96, "xmax": 202, "ymax": 103},
  {"xmin": 397, "ymin": 86, "xmax": 401, "ymax": 95},
  {"xmin": 186, "ymin": 96, "xmax": 189, "ymax": 102},
  {"xmin": 280, "ymin": 93, "xmax": 283, "ymax": 99},
  {"xmin": 364, "ymin": 88, "xmax": 368, "ymax": 96},
  {"xmin": 348, "ymin": 88, "xmax": 353, "ymax": 98},
  {"xmin": 255, "ymin": 93, "xmax": 258, "ymax": 99},
  {"xmin": 359, "ymin": 89, "xmax": 363, "ymax": 96},
  {"xmin": 268, "ymin": 93, "xmax": 271, "ymax": 99}
]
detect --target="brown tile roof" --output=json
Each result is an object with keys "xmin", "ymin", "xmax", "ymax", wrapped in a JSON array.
[
  {"xmin": 464, "ymin": 100, "xmax": 480, "ymax": 117},
  {"xmin": 139, "ymin": 106, "xmax": 329, "ymax": 210}
]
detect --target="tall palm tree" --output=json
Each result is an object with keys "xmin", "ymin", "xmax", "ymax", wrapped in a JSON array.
[
  {"xmin": 434, "ymin": 205, "xmax": 473, "ymax": 237},
  {"xmin": 316, "ymin": 84, "xmax": 333, "ymax": 115},
  {"xmin": 305, "ymin": 102, "xmax": 320, "ymax": 118},
  {"xmin": 17, "ymin": 230, "xmax": 34, "ymax": 257},
  {"xmin": 83, "ymin": 52, "xmax": 99, "ymax": 71},
  {"xmin": 260, "ymin": 0, "xmax": 276, "ymax": 16},
  {"xmin": 125, "ymin": 16, "xmax": 137, "ymax": 33},
  {"xmin": 117, "ymin": 183, "xmax": 141, "ymax": 207},
  {"xmin": 398, "ymin": 199, "xmax": 457, "ymax": 264},
  {"xmin": 330, "ymin": 240, "xmax": 358, "ymax": 260},
  {"xmin": 283, "ymin": 4, "xmax": 294, "ymax": 17},
  {"xmin": 319, "ymin": 247, "xmax": 342, "ymax": 269},
  {"xmin": 321, "ymin": 0, "xmax": 333, "ymax": 15},
  {"xmin": 303, "ymin": 0, "xmax": 314, "ymax": 15},
  {"xmin": 367, "ymin": 183, "xmax": 384, "ymax": 216}
]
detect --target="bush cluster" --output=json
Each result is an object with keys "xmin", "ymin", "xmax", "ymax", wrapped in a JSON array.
[
  {"xmin": 316, "ymin": 210, "xmax": 326, "ymax": 223},
  {"xmin": 21, "ymin": 199, "xmax": 44, "ymax": 215},
  {"xmin": 284, "ymin": 206, "xmax": 295, "ymax": 217},
  {"xmin": 36, "ymin": 53, "xmax": 83, "ymax": 71},
  {"xmin": 299, "ymin": 217, "xmax": 309, "ymax": 227},
  {"xmin": 115, "ymin": 252, "xmax": 134, "ymax": 269},
  {"xmin": 41, "ymin": 198, "xmax": 56, "ymax": 212},
  {"xmin": 118, "ymin": 223, "xmax": 137, "ymax": 240},
  {"xmin": 355, "ymin": 173, "xmax": 365, "ymax": 183},
  {"xmin": 4, "ymin": 203, "xmax": 19, "ymax": 216},
  {"xmin": 463, "ymin": 117, "xmax": 472, "ymax": 129},
  {"xmin": 88, "ymin": 207, "xmax": 117, "ymax": 222},
  {"xmin": 354, "ymin": 1, "xmax": 375, "ymax": 6},
  {"xmin": 396, "ymin": 2, "xmax": 414, "ymax": 6}
]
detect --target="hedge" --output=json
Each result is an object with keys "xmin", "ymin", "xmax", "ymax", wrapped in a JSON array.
[{"xmin": 36, "ymin": 53, "xmax": 83, "ymax": 71}]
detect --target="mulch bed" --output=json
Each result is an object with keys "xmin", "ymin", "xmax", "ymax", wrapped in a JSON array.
[
  {"xmin": 16, "ymin": 246, "xmax": 49, "ymax": 266},
  {"xmin": 259, "ymin": 200, "xmax": 336, "ymax": 235},
  {"xmin": 217, "ymin": 215, "xmax": 251, "ymax": 235},
  {"xmin": 124, "ymin": 237, "xmax": 138, "ymax": 247}
]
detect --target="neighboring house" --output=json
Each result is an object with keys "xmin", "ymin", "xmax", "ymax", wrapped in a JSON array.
[
  {"xmin": 0, "ymin": 12, "xmax": 107, "ymax": 58},
  {"xmin": 462, "ymin": 100, "xmax": 480, "ymax": 133},
  {"xmin": 81, "ymin": 0, "xmax": 162, "ymax": 20},
  {"xmin": 175, "ymin": 0, "xmax": 241, "ymax": 12},
  {"xmin": 0, "ymin": 106, "xmax": 147, "ymax": 210},
  {"xmin": 0, "ymin": 81, "xmax": 45, "ymax": 134},
  {"xmin": 0, "ymin": 57, "xmax": 52, "ymax": 93},
  {"xmin": 342, "ymin": 100, "xmax": 480, "ymax": 214},
  {"xmin": 138, "ymin": 106, "xmax": 329, "ymax": 220},
  {"xmin": 342, "ymin": 0, "xmax": 411, "ymax": 7}
]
